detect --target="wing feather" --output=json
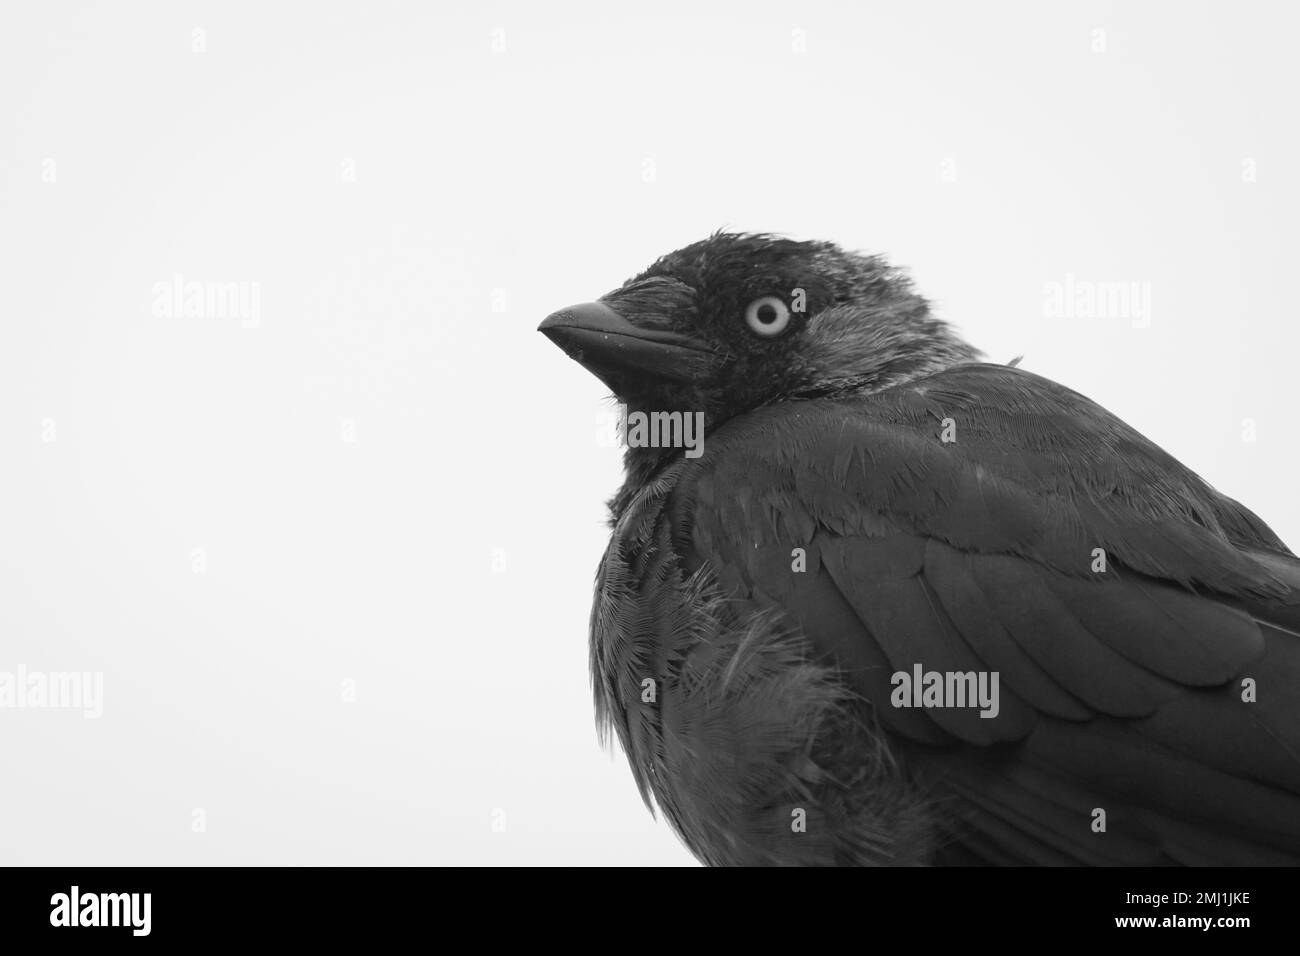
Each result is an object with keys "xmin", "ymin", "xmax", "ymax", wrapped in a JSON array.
[{"xmin": 673, "ymin": 363, "xmax": 1300, "ymax": 863}]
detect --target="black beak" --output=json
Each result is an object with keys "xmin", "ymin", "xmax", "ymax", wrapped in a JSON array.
[{"xmin": 538, "ymin": 301, "xmax": 712, "ymax": 391}]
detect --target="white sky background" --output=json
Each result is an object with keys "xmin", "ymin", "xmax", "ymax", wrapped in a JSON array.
[{"xmin": 1, "ymin": 1, "xmax": 1297, "ymax": 866}]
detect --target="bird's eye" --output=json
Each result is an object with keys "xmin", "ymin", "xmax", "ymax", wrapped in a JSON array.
[{"xmin": 744, "ymin": 296, "xmax": 792, "ymax": 337}]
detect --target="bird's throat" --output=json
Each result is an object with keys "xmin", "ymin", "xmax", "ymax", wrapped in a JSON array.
[{"xmin": 608, "ymin": 405, "xmax": 713, "ymax": 524}]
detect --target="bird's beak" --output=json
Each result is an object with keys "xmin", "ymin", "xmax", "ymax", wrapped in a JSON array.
[{"xmin": 538, "ymin": 301, "xmax": 712, "ymax": 391}]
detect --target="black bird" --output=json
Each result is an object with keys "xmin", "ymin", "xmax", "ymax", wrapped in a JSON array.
[{"xmin": 539, "ymin": 232, "xmax": 1300, "ymax": 865}]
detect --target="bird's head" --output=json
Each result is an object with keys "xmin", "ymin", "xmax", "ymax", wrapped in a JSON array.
[{"xmin": 540, "ymin": 232, "xmax": 980, "ymax": 473}]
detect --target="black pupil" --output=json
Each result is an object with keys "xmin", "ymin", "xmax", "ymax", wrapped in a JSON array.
[{"xmin": 757, "ymin": 303, "xmax": 778, "ymax": 324}]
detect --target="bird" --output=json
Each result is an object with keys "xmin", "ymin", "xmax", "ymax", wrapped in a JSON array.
[{"xmin": 538, "ymin": 231, "xmax": 1300, "ymax": 866}]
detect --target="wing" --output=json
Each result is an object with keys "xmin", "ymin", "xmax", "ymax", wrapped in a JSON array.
[{"xmin": 668, "ymin": 363, "xmax": 1300, "ymax": 864}]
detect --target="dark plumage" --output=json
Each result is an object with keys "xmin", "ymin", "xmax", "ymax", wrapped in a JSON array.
[{"xmin": 539, "ymin": 232, "xmax": 1300, "ymax": 865}]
